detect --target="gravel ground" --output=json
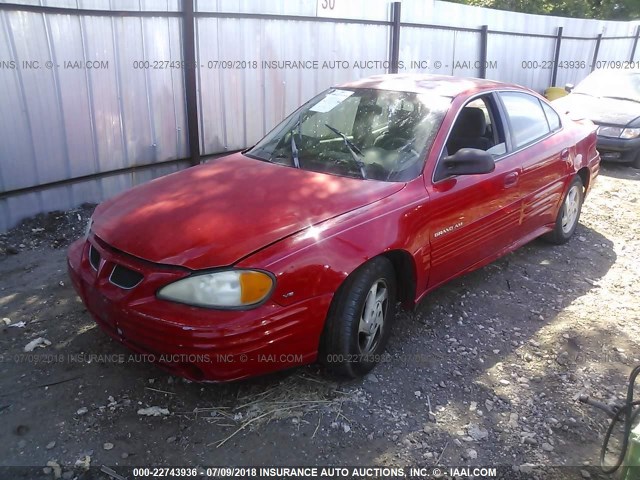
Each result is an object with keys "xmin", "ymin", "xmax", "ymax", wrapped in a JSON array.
[{"xmin": 0, "ymin": 165, "xmax": 638, "ymax": 479}]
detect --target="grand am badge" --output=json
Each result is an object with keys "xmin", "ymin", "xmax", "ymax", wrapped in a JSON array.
[{"xmin": 434, "ymin": 222, "xmax": 464, "ymax": 238}]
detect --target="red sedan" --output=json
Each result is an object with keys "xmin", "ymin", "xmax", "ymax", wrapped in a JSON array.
[{"xmin": 68, "ymin": 74, "xmax": 600, "ymax": 382}]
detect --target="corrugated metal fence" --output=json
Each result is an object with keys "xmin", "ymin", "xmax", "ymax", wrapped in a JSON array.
[{"xmin": 0, "ymin": 0, "xmax": 638, "ymax": 232}]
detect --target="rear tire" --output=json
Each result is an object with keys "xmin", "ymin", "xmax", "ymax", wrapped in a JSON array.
[
  {"xmin": 320, "ymin": 257, "xmax": 397, "ymax": 378},
  {"xmin": 542, "ymin": 176, "xmax": 584, "ymax": 245}
]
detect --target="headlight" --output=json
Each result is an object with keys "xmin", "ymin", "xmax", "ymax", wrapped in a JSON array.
[
  {"xmin": 83, "ymin": 218, "xmax": 93, "ymax": 240},
  {"xmin": 621, "ymin": 128, "xmax": 640, "ymax": 139},
  {"xmin": 157, "ymin": 270, "xmax": 275, "ymax": 309},
  {"xmin": 597, "ymin": 126, "xmax": 623, "ymax": 138}
]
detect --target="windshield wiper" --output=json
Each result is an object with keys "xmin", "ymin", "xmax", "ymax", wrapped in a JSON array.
[
  {"xmin": 602, "ymin": 96, "xmax": 640, "ymax": 104},
  {"xmin": 324, "ymin": 123, "xmax": 366, "ymax": 179}
]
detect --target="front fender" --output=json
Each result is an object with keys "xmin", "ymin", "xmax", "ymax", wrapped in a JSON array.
[{"xmin": 235, "ymin": 180, "xmax": 431, "ymax": 307}]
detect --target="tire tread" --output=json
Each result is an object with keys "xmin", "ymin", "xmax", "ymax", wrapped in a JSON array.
[{"xmin": 320, "ymin": 257, "xmax": 396, "ymax": 378}]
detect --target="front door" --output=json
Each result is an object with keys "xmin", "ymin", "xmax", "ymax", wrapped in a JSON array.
[{"xmin": 425, "ymin": 93, "xmax": 523, "ymax": 289}]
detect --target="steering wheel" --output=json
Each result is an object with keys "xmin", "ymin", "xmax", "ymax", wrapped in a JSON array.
[
  {"xmin": 382, "ymin": 138, "xmax": 421, "ymax": 161},
  {"xmin": 374, "ymin": 134, "xmax": 410, "ymax": 150}
]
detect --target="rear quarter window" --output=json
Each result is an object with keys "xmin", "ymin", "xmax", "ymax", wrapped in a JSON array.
[{"xmin": 541, "ymin": 101, "xmax": 561, "ymax": 131}]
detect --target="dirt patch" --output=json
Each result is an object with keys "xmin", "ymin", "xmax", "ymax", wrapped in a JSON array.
[
  {"xmin": 0, "ymin": 203, "xmax": 95, "ymax": 255},
  {"xmin": 0, "ymin": 165, "xmax": 639, "ymax": 478}
]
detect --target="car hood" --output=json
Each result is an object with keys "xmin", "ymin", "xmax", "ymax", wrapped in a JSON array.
[
  {"xmin": 92, "ymin": 153, "xmax": 405, "ymax": 269},
  {"xmin": 554, "ymin": 94, "xmax": 640, "ymax": 126}
]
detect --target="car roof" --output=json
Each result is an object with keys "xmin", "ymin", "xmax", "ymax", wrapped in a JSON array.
[{"xmin": 338, "ymin": 73, "xmax": 517, "ymax": 98}]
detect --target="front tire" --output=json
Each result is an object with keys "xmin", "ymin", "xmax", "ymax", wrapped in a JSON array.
[
  {"xmin": 631, "ymin": 151, "xmax": 640, "ymax": 169},
  {"xmin": 321, "ymin": 257, "xmax": 397, "ymax": 378},
  {"xmin": 542, "ymin": 176, "xmax": 584, "ymax": 245}
]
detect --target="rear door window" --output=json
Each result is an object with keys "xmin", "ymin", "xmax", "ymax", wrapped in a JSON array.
[{"xmin": 499, "ymin": 92, "xmax": 551, "ymax": 149}]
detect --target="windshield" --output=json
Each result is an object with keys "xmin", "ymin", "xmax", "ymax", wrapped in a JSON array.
[
  {"xmin": 574, "ymin": 70, "xmax": 640, "ymax": 102},
  {"xmin": 246, "ymin": 88, "xmax": 449, "ymax": 181}
]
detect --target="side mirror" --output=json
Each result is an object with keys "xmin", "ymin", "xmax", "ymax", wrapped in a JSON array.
[
  {"xmin": 442, "ymin": 148, "xmax": 495, "ymax": 176},
  {"xmin": 565, "ymin": 83, "xmax": 574, "ymax": 93}
]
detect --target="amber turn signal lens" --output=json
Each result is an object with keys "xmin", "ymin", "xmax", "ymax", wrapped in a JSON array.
[{"xmin": 239, "ymin": 271, "xmax": 274, "ymax": 305}]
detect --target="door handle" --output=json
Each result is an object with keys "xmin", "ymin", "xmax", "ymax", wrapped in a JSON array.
[
  {"xmin": 561, "ymin": 148, "xmax": 570, "ymax": 160},
  {"xmin": 504, "ymin": 171, "xmax": 519, "ymax": 188}
]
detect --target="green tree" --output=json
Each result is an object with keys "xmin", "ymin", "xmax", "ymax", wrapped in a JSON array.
[{"xmin": 446, "ymin": 0, "xmax": 640, "ymax": 20}]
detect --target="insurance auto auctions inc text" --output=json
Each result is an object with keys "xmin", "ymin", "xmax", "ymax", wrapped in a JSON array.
[
  {"xmin": 256, "ymin": 59, "xmax": 498, "ymax": 70},
  {"xmin": 223, "ymin": 466, "xmax": 498, "ymax": 478}
]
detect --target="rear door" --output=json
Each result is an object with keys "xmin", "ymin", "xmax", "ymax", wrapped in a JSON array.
[
  {"xmin": 425, "ymin": 92, "xmax": 523, "ymax": 289},
  {"xmin": 497, "ymin": 92, "xmax": 570, "ymax": 235}
]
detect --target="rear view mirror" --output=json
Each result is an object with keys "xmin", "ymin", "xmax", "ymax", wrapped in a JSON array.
[
  {"xmin": 565, "ymin": 83, "xmax": 574, "ymax": 93},
  {"xmin": 442, "ymin": 148, "xmax": 495, "ymax": 176}
]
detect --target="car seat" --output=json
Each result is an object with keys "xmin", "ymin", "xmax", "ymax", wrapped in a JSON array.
[{"xmin": 446, "ymin": 107, "xmax": 492, "ymax": 153}]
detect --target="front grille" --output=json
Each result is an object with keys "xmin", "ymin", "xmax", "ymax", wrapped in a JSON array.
[
  {"xmin": 109, "ymin": 265, "xmax": 144, "ymax": 289},
  {"xmin": 89, "ymin": 244, "xmax": 100, "ymax": 271}
]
